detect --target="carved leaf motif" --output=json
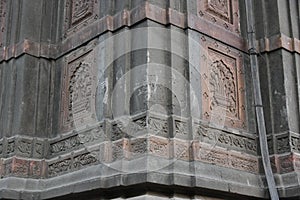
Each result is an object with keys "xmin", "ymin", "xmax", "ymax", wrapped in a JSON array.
[{"xmin": 148, "ymin": 118, "xmax": 168, "ymax": 135}]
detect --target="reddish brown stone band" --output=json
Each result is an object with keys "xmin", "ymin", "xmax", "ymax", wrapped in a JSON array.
[{"xmin": 0, "ymin": 3, "xmax": 298, "ymax": 64}]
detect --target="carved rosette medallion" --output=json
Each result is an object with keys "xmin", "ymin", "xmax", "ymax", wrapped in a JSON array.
[
  {"xmin": 61, "ymin": 44, "xmax": 97, "ymax": 132},
  {"xmin": 197, "ymin": 0, "xmax": 240, "ymax": 34},
  {"xmin": 64, "ymin": 0, "xmax": 99, "ymax": 37},
  {"xmin": 201, "ymin": 38, "xmax": 246, "ymax": 129}
]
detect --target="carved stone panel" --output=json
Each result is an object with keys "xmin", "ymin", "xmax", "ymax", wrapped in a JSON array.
[
  {"xmin": 197, "ymin": 0, "xmax": 240, "ymax": 34},
  {"xmin": 60, "ymin": 43, "xmax": 97, "ymax": 132},
  {"xmin": 201, "ymin": 37, "xmax": 246, "ymax": 130},
  {"xmin": 64, "ymin": 0, "xmax": 99, "ymax": 37}
]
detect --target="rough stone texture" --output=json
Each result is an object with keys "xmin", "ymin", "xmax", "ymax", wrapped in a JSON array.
[{"xmin": 0, "ymin": 0, "xmax": 299, "ymax": 199}]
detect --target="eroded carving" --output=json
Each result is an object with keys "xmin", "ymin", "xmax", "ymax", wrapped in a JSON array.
[
  {"xmin": 79, "ymin": 125, "xmax": 105, "ymax": 143},
  {"xmin": 17, "ymin": 139, "xmax": 32, "ymax": 156},
  {"xmin": 130, "ymin": 138, "xmax": 147, "ymax": 155},
  {"xmin": 149, "ymin": 139, "xmax": 168, "ymax": 157},
  {"xmin": 277, "ymin": 136, "xmax": 290, "ymax": 153},
  {"xmin": 7, "ymin": 141, "xmax": 15, "ymax": 155},
  {"xmin": 148, "ymin": 117, "xmax": 168, "ymax": 137},
  {"xmin": 50, "ymin": 136, "xmax": 81, "ymax": 155},
  {"xmin": 209, "ymin": 60, "xmax": 237, "ymax": 116},
  {"xmin": 175, "ymin": 120, "xmax": 188, "ymax": 136},
  {"xmin": 64, "ymin": 0, "xmax": 98, "ymax": 37},
  {"xmin": 61, "ymin": 47, "xmax": 97, "ymax": 132},
  {"xmin": 48, "ymin": 159, "xmax": 72, "ymax": 177},
  {"xmin": 12, "ymin": 158, "xmax": 29, "ymax": 176},
  {"xmin": 73, "ymin": 152, "xmax": 98, "ymax": 169},
  {"xmin": 230, "ymin": 155, "xmax": 258, "ymax": 173}
]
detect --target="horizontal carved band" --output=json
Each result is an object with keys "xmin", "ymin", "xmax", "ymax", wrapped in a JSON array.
[{"xmin": 0, "ymin": 2, "xmax": 246, "ymax": 64}]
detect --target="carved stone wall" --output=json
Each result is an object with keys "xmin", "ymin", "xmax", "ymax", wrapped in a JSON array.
[{"xmin": 0, "ymin": 0, "xmax": 299, "ymax": 199}]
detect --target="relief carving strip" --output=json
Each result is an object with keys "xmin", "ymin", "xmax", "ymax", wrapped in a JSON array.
[{"xmin": 195, "ymin": 124, "xmax": 256, "ymax": 154}]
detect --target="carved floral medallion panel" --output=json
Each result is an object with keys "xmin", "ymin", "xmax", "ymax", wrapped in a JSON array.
[
  {"xmin": 201, "ymin": 36, "xmax": 246, "ymax": 129},
  {"xmin": 60, "ymin": 43, "xmax": 97, "ymax": 132}
]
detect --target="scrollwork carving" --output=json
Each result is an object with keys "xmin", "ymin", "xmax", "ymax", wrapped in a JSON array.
[
  {"xmin": 48, "ymin": 159, "xmax": 72, "ymax": 177},
  {"xmin": 50, "ymin": 136, "xmax": 81, "ymax": 155},
  {"xmin": 73, "ymin": 152, "xmax": 98, "ymax": 169}
]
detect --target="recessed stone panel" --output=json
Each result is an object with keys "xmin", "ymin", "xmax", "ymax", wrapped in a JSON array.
[
  {"xmin": 60, "ymin": 42, "xmax": 98, "ymax": 132},
  {"xmin": 200, "ymin": 36, "xmax": 246, "ymax": 130},
  {"xmin": 64, "ymin": 0, "xmax": 99, "ymax": 37},
  {"xmin": 197, "ymin": 0, "xmax": 240, "ymax": 34}
]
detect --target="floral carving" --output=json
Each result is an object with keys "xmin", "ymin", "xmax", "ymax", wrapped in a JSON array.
[
  {"xmin": 12, "ymin": 158, "xmax": 29, "ymax": 176},
  {"xmin": 201, "ymin": 42, "xmax": 246, "ymax": 129},
  {"xmin": 148, "ymin": 117, "xmax": 168, "ymax": 136},
  {"xmin": 130, "ymin": 139, "xmax": 147, "ymax": 155},
  {"xmin": 48, "ymin": 159, "xmax": 72, "ymax": 177},
  {"xmin": 73, "ymin": 152, "xmax": 98, "ymax": 169},
  {"xmin": 69, "ymin": 62, "xmax": 93, "ymax": 120},
  {"xmin": 209, "ymin": 60, "xmax": 237, "ymax": 116},
  {"xmin": 78, "ymin": 125, "xmax": 105, "ymax": 144},
  {"xmin": 291, "ymin": 137, "xmax": 300, "ymax": 152},
  {"xmin": 61, "ymin": 47, "xmax": 97, "ymax": 132},
  {"xmin": 17, "ymin": 139, "xmax": 32, "ymax": 156},
  {"xmin": 277, "ymin": 136, "xmax": 290, "ymax": 153},
  {"xmin": 175, "ymin": 120, "xmax": 188, "ymax": 136},
  {"xmin": 50, "ymin": 136, "xmax": 81, "ymax": 155},
  {"xmin": 149, "ymin": 139, "xmax": 168, "ymax": 157},
  {"xmin": 230, "ymin": 155, "xmax": 258, "ymax": 173},
  {"xmin": 7, "ymin": 141, "xmax": 15, "ymax": 155}
]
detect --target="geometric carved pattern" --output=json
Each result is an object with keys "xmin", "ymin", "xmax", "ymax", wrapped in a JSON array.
[
  {"xmin": 60, "ymin": 43, "xmax": 97, "ymax": 132},
  {"xmin": 197, "ymin": 0, "xmax": 240, "ymax": 34},
  {"xmin": 64, "ymin": 0, "xmax": 99, "ymax": 37},
  {"xmin": 201, "ymin": 37, "xmax": 246, "ymax": 129}
]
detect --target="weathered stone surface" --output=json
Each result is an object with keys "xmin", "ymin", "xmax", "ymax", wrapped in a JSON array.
[{"xmin": 0, "ymin": 0, "xmax": 299, "ymax": 199}]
